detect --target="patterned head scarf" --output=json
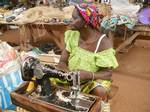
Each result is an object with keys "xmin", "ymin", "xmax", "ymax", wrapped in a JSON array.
[{"xmin": 75, "ymin": 3, "xmax": 104, "ymax": 28}]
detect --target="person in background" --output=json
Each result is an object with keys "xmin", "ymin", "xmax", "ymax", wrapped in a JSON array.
[{"xmin": 55, "ymin": 3, "xmax": 118, "ymax": 112}]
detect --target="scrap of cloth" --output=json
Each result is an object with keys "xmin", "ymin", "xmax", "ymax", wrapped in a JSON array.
[
  {"xmin": 75, "ymin": 3, "xmax": 103, "ymax": 28},
  {"xmin": 0, "ymin": 69, "xmax": 23, "ymax": 111},
  {"xmin": 101, "ymin": 15, "xmax": 136, "ymax": 31}
]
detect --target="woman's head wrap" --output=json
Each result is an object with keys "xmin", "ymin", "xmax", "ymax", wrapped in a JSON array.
[{"xmin": 75, "ymin": 3, "xmax": 104, "ymax": 28}]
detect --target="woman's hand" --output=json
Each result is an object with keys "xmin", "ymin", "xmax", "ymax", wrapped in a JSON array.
[{"xmin": 79, "ymin": 70, "xmax": 93, "ymax": 80}]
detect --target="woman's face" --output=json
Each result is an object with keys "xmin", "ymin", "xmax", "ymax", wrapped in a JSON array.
[{"xmin": 70, "ymin": 8, "xmax": 86, "ymax": 30}]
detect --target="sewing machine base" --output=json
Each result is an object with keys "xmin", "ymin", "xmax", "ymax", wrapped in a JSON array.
[
  {"xmin": 41, "ymin": 88, "xmax": 96, "ymax": 112},
  {"xmin": 11, "ymin": 82, "xmax": 101, "ymax": 112}
]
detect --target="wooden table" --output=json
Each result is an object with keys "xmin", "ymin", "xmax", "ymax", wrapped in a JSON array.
[
  {"xmin": 26, "ymin": 22, "xmax": 69, "ymax": 50},
  {"xmin": 0, "ymin": 21, "xmax": 69, "ymax": 51},
  {"xmin": 115, "ymin": 24, "xmax": 150, "ymax": 53}
]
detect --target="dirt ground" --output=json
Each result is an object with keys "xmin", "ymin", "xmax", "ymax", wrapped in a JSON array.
[
  {"xmin": 1, "ymin": 29, "xmax": 150, "ymax": 112},
  {"xmin": 111, "ymin": 44, "xmax": 150, "ymax": 112}
]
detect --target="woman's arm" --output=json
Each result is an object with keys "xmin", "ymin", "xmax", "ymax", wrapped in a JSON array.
[
  {"xmin": 57, "ymin": 49, "xmax": 69, "ymax": 71},
  {"xmin": 79, "ymin": 69, "xmax": 112, "ymax": 80}
]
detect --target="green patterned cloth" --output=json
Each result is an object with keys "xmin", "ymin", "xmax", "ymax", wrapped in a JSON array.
[{"xmin": 51, "ymin": 30, "xmax": 118, "ymax": 93}]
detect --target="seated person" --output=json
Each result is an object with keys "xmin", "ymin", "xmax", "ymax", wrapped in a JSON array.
[{"xmin": 52, "ymin": 3, "xmax": 118, "ymax": 112}]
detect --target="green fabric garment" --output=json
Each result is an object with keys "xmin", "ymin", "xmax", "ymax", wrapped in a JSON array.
[{"xmin": 65, "ymin": 30, "xmax": 118, "ymax": 73}]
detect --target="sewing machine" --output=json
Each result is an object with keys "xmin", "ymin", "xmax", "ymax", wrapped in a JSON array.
[{"xmin": 10, "ymin": 57, "xmax": 101, "ymax": 112}]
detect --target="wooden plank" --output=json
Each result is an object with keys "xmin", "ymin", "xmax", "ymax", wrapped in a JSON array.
[
  {"xmin": 89, "ymin": 97, "xmax": 101, "ymax": 112},
  {"xmin": 139, "ymin": 32, "xmax": 150, "ymax": 36},
  {"xmin": 116, "ymin": 32, "xmax": 140, "ymax": 53},
  {"xmin": 31, "ymin": 22, "xmax": 68, "ymax": 26},
  {"xmin": 0, "ymin": 21, "xmax": 68, "ymax": 26},
  {"xmin": 28, "ymin": 23, "xmax": 68, "ymax": 31},
  {"xmin": 132, "ymin": 25, "xmax": 150, "ymax": 32},
  {"xmin": 0, "ymin": 21, "xmax": 23, "ymax": 25}
]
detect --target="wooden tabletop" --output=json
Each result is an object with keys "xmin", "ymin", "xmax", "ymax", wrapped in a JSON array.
[
  {"xmin": 132, "ymin": 24, "xmax": 150, "ymax": 32},
  {"xmin": 0, "ymin": 21, "xmax": 69, "ymax": 26}
]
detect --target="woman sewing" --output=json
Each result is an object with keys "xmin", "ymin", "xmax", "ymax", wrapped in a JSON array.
[{"xmin": 56, "ymin": 4, "xmax": 118, "ymax": 112}]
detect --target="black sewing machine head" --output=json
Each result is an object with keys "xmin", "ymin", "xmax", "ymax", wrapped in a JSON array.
[{"xmin": 21, "ymin": 57, "xmax": 37, "ymax": 81}]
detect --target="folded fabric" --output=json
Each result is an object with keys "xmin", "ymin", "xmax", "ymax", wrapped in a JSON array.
[{"xmin": 101, "ymin": 15, "xmax": 136, "ymax": 31}]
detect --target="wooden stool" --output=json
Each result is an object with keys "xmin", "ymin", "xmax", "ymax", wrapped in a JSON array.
[
  {"xmin": 102, "ymin": 84, "xmax": 119, "ymax": 101},
  {"xmin": 107, "ymin": 85, "xmax": 119, "ymax": 101}
]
